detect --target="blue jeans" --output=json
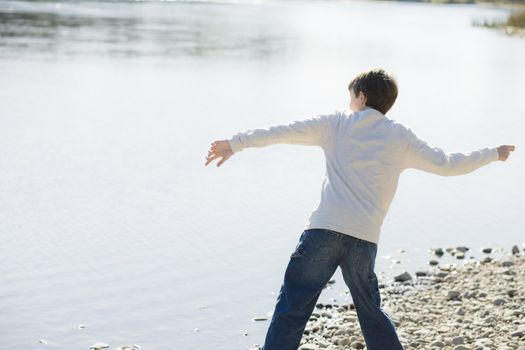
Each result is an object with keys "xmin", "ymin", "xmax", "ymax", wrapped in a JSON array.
[{"xmin": 262, "ymin": 228, "xmax": 404, "ymax": 350}]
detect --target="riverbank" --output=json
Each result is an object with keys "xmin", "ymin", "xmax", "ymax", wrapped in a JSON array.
[
  {"xmin": 380, "ymin": 0, "xmax": 525, "ymax": 38},
  {"xmin": 473, "ymin": 6, "xmax": 525, "ymax": 38},
  {"xmin": 251, "ymin": 245, "xmax": 525, "ymax": 350}
]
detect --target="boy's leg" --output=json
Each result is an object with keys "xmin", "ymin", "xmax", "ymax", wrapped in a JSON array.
[
  {"xmin": 339, "ymin": 236, "xmax": 404, "ymax": 350},
  {"xmin": 262, "ymin": 229, "xmax": 341, "ymax": 350}
]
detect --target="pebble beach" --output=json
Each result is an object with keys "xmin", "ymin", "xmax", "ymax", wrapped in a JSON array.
[{"xmin": 248, "ymin": 245, "xmax": 525, "ymax": 350}]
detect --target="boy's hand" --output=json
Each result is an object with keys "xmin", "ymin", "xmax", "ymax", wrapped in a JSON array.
[
  {"xmin": 497, "ymin": 145, "xmax": 515, "ymax": 161},
  {"xmin": 205, "ymin": 140, "xmax": 233, "ymax": 167}
]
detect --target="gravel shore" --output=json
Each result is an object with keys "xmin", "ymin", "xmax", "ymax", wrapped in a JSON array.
[{"xmin": 252, "ymin": 245, "xmax": 525, "ymax": 350}]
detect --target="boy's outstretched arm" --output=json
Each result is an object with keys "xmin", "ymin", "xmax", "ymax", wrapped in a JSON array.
[
  {"xmin": 403, "ymin": 128, "xmax": 515, "ymax": 175},
  {"xmin": 204, "ymin": 112, "xmax": 337, "ymax": 167}
]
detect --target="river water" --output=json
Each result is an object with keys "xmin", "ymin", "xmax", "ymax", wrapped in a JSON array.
[{"xmin": 0, "ymin": 0, "xmax": 524, "ymax": 349}]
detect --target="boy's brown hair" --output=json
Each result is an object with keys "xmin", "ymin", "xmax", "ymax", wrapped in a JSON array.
[{"xmin": 348, "ymin": 68, "xmax": 398, "ymax": 115}]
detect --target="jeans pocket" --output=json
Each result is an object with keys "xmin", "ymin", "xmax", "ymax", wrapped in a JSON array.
[
  {"xmin": 304, "ymin": 229, "xmax": 332, "ymax": 248},
  {"xmin": 304, "ymin": 230, "xmax": 333, "ymax": 261},
  {"xmin": 352, "ymin": 238, "xmax": 378, "ymax": 273},
  {"xmin": 290, "ymin": 231, "xmax": 307, "ymax": 259},
  {"xmin": 290, "ymin": 230, "xmax": 332, "ymax": 261},
  {"xmin": 290, "ymin": 243, "xmax": 306, "ymax": 259}
]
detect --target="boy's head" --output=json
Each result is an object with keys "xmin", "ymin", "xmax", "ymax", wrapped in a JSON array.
[{"xmin": 348, "ymin": 68, "xmax": 398, "ymax": 115}]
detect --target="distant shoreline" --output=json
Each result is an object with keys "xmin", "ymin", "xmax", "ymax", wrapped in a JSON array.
[
  {"xmin": 473, "ymin": 4, "xmax": 525, "ymax": 38},
  {"xmin": 381, "ymin": 0, "xmax": 525, "ymax": 37},
  {"xmin": 377, "ymin": 0, "xmax": 524, "ymax": 5}
]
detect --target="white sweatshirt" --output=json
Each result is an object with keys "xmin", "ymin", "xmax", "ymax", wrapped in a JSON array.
[{"xmin": 227, "ymin": 107, "xmax": 500, "ymax": 244}]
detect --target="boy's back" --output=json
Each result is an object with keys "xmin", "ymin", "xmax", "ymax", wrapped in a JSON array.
[
  {"xmin": 227, "ymin": 106, "xmax": 500, "ymax": 244},
  {"xmin": 307, "ymin": 107, "xmax": 412, "ymax": 244}
]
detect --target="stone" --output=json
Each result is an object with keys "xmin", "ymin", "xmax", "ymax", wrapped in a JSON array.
[
  {"xmin": 336, "ymin": 337, "xmax": 352, "ymax": 346},
  {"xmin": 448, "ymin": 291, "xmax": 462, "ymax": 301},
  {"xmin": 333, "ymin": 328, "xmax": 349, "ymax": 336},
  {"xmin": 511, "ymin": 330, "xmax": 525, "ymax": 337},
  {"xmin": 299, "ymin": 345, "xmax": 319, "ymax": 350},
  {"xmin": 430, "ymin": 340, "xmax": 446, "ymax": 347},
  {"xmin": 90, "ymin": 343, "xmax": 110, "ymax": 350},
  {"xmin": 394, "ymin": 271, "xmax": 412, "ymax": 282},
  {"xmin": 453, "ymin": 346, "xmax": 470, "ymax": 350},
  {"xmin": 452, "ymin": 336, "xmax": 464, "ymax": 345},
  {"xmin": 350, "ymin": 341, "xmax": 365, "ymax": 349},
  {"xmin": 320, "ymin": 311, "xmax": 332, "ymax": 318},
  {"xmin": 432, "ymin": 248, "xmax": 445, "ymax": 257},
  {"xmin": 414, "ymin": 328, "xmax": 431, "ymax": 335},
  {"xmin": 493, "ymin": 298, "xmax": 506, "ymax": 306}
]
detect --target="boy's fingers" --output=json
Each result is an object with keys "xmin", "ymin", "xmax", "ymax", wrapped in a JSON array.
[
  {"xmin": 205, "ymin": 154, "xmax": 219, "ymax": 165},
  {"xmin": 217, "ymin": 155, "xmax": 230, "ymax": 167}
]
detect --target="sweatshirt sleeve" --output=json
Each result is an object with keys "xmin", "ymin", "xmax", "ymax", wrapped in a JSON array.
[
  {"xmin": 227, "ymin": 112, "xmax": 338, "ymax": 154},
  {"xmin": 403, "ymin": 128, "xmax": 500, "ymax": 176}
]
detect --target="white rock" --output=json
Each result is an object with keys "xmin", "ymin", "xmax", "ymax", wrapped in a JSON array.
[
  {"xmin": 299, "ymin": 344, "xmax": 319, "ymax": 350},
  {"xmin": 90, "ymin": 343, "xmax": 109, "ymax": 350}
]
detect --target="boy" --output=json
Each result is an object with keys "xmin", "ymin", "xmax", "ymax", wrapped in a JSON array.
[{"xmin": 204, "ymin": 68, "xmax": 515, "ymax": 350}]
